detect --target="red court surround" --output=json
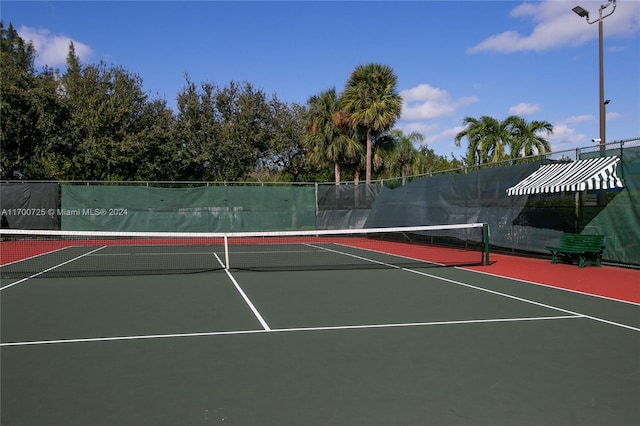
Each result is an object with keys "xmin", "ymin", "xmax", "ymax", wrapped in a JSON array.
[{"xmin": 466, "ymin": 254, "xmax": 640, "ymax": 304}]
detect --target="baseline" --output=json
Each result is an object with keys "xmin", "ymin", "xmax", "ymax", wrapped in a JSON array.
[{"xmin": 0, "ymin": 314, "xmax": 582, "ymax": 347}]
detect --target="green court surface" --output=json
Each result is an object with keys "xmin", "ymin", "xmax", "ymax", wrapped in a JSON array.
[{"xmin": 1, "ymin": 246, "xmax": 639, "ymax": 425}]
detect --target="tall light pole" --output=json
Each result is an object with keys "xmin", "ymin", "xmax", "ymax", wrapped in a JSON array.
[{"xmin": 572, "ymin": 0, "xmax": 616, "ymax": 156}]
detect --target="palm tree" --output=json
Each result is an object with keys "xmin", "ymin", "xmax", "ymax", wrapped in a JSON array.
[
  {"xmin": 455, "ymin": 116, "xmax": 513, "ymax": 165},
  {"xmin": 369, "ymin": 130, "xmax": 396, "ymax": 178},
  {"xmin": 387, "ymin": 130, "xmax": 423, "ymax": 184},
  {"xmin": 341, "ymin": 63, "xmax": 402, "ymax": 184},
  {"xmin": 454, "ymin": 116, "xmax": 483, "ymax": 165},
  {"xmin": 505, "ymin": 116, "xmax": 553, "ymax": 158},
  {"xmin": 303, "ymin": 88, "xmax": 360, "ymax": 185}
]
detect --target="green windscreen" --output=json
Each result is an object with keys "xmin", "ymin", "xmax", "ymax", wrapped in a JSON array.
[
  {"xmin": 60, "ymin": 185, "xmax": 316, "ymax": 232},
  {"xmin": 364, "ymin": 146, "xmax": 639, "ymax": 266},
  {"xmin": 579, "ymin": 146, "xmax": 640, "ymax": 265}
]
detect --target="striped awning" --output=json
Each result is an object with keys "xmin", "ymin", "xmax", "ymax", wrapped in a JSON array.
[{"xmin": 506, "ymin": 156, "xmax": 624, "ymax": 196}]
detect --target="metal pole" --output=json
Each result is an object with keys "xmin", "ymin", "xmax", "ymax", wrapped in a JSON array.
[
  {"xmin": 572, "ymin": 0, "xmax": 616, "ymax": 206},
  {"xmin": 572, "ymin": 0, "xmax": 616, "ymax": 156},
  {"xmin": 598, "ymin": 9, "xmax": 606, "ymax": 155},
  {"xmin": 597, "ymin": 6, "xmax": 607, "ymax": 206}
]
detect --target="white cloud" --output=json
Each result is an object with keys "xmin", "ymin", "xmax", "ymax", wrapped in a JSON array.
[
  {"xmin": 400, "ymin": 84, "xmax": 478, "ymax": 121},
  {"xmin": 606, "ymin": 111, "xmax": 622, "ymax": 121},
  {"xmin": 400, "ymin": 84, "xmax": 449, "ymax": 103},
  {"xmin": 397, "ymin": 84, "xmax": 479, "ymax": 155},
  {"xmin": 608, "ymin": 45, "xmax": 627, "ymax": 53},
  {"xmin": 399, "ymin": 121, "xmax": 440, "ymax": 136},
  {"xmin": 548, "ymin": 123, "xmax": 587, "ymax": 151},
  {"xmin": 565, "ymin": 114, "xmax": 594, "ymax": 124},
  {"xmin": 413, "ymin": 125, "xmax": 465, "ymax": 149},
  {"xmin": 547, "ymin": 112, "xmax": 606, "ymax": 152},
  {"xmin": 423, "ymin": 125, "xmax": 471, "ymax": 156},
  {"xmin": 467, "ymin": 0, "xmax": 640, "ymax": 54},
  {"xmin": 509, "ymin": 102, "xmax": 540, "ymax": 116},
  {"xmin": 17, "ymin": 26, "xmax": 93, "ymax": 68},
  {"xmin": 432, "ymin": 126, "xmax": 468, "ymax": 144},
  {"xmin": 548, "ymin": 110, "xmax": 622, "ymax": 153},
  {"xmin": 401, "ymin": 102, "xmax": 454, "ymax": 121}
]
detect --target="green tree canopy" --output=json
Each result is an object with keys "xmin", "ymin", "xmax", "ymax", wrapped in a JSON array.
[
  {"xmin": 506, "ymin": 116, "xmax": 553, "ymax": 159},
  {"xmin": 259, "ymin": 99, "xmax": 311, "ymax": 182},
  {"xmin": 454, "ymin": 115, "xmax": 553, "ymax": 165},
  {"xmin": 341, "ymin": 63, "xmax": 402, "ymax": 184},
  {"xmin": 61, "ymin": 45, "xmax": 151, "ymax": 180},
  {"xmin": 0, "ymin": 21, "xmax": 61, "ymax": 179},
  {"xmin": 303, "ymin": 88, "xmax": 361, "ymax": 184}
]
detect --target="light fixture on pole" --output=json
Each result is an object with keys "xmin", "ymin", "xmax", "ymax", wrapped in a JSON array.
[{"xmin": 572, "ymin": 0, "xmax": 617, "ymax": 155}]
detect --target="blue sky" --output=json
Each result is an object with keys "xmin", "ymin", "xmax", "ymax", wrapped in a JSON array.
[{"xmin": 3, "ymin": 0, "xmax": 639, "ymax": 159}]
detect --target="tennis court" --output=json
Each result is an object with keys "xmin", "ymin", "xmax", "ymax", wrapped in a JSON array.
[{"xmin": 1, "ymin": 227, "xmax": 639, "ymax": 426}]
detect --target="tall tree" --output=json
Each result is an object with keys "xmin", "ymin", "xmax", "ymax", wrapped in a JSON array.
[
  {"xmin": 303, "ymin": 88, "xmax": 361, "ymax": 184},
  {"xmin": 455, "ymin": 115, "xmax": 554, "ymax": 165},
  {"xmin": 214, "ymin": 81, "xmax": 271, "ymax": 181},
  {"xmin": 175, "ymin": 79, "xmax": 274, "ymax": 181},
  {"xmin": 454, "ymin": 116, "xmax": 512, "ymax": 165},
  {"xmin": 370, "ymin": 129, "xmax": 420, "ymax": 183},
  {"xmin": 132, "ymin": 98, "xmax": 179, "ymax": 181},
  {"xmin": 0, "ymin": 22, "xmax": 68, "ymax": 179},
  {"xmin": 1, "ymin": 22, "xmax": 47, "ymax": 178},
  {"xmin": 0, "ymin": 21, "xmax": 31, "ymax": 178},
  {"xmin": 175, "ymin": 76, "xmax": 220, "ymax": 180},
  {"xmin": 28, "ymin": 66, "xmax": 70, "ymax": 179},
  {"xmin": 392, "ymin": 130, "xmax": 423, "ymax": 185},
  {"xmin": 341, "ymin": 63, "xmax": 402, "ymax": 184},
  {"xmin": 61, "ymin": 46, "xmax": 150, "ymax": 180},
  {"xmin": 260, "ymin": 99, "xmax": 309, "ymax": 182},
  {"xmin": 506, "ymin": 116, "xmax": 553, "ymax": 158}
]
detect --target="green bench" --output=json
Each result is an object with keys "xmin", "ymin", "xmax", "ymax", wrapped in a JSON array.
[{"xmin": 545, "ymin": 233, "xmax": 606, "ymax": 268}]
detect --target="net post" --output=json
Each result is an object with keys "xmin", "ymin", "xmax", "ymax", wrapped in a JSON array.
[
  {"xmin": 483, "ymin": 223, "xmax": 490, "ymax": 266},
  {"xmin": 224, "ymin": 234, "xmax": 230, "ymax": 269}
]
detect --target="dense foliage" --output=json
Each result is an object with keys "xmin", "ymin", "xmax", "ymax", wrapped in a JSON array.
[
  {"xmin": 1, "ymin": 22, "xmax": 522, "ymax": 183},
  {"xmin": 454, "ymin": 115, "xmax": 553, "ymax": 165}
]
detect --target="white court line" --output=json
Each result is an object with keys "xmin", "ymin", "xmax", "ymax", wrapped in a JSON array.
[
  {"xmin": 310, "ymin": 243, "xmax": 640, "ymax": 333},
  {"xmin": 93, "ymin": 252, "xmax": 219, "ymax": 257},
  {"xmin": 0, "ymin": 314, "xmax": 582, "ymax": 347},
  {"xmin": 305, "ymin": 243, "xmax": 402, "ymax": 268},
  {"xmin": 333, "ymin": 242, "xmax": 447, "ymax": 267},
  {"xmin": 214, "ymin": 253, "xmax": 271, "ymax": 331},
  {"xmin": 402, "ymin": 267, "xmax": 640, "ymax": 333},
  {"xmin": 0, "ymin": 246, "xmax": 107, "ymax": 291},
  {"xmin": 461, "ymin": 266, "xmax": 640, "ymax": 306}
]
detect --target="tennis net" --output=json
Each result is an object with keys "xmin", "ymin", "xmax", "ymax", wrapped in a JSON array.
[{"xmin": 0, "ymin": 224, "xmax": 489, "ymax": 279}]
